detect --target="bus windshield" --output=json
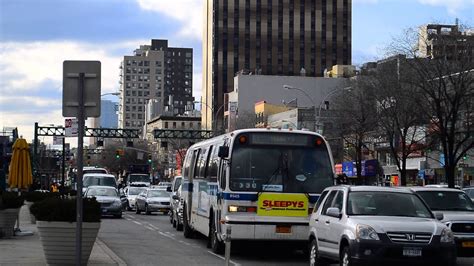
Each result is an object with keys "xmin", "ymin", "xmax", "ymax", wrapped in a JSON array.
[{"xmin": 230, "ymin": 135, "xmax": 333, "ymax": 193}]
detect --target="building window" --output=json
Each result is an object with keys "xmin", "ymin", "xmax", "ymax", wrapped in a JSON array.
[{"xmin": 165, "ymin": 122, "xmax": 168, "ymax": 129}]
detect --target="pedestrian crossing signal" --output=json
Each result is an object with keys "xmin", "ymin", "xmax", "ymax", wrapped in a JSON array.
[
  {"xmin": 116, "ymin": 149, "xmax": 121, "ymax": 159},
  {"xmin": 148, "ymin": 154, "xmax": 152, "ymax": 163}
]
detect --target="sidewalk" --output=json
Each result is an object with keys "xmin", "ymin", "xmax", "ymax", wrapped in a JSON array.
[{"xmin": 0, "ymin": 205, "xmax": 126, "ymax": 266}]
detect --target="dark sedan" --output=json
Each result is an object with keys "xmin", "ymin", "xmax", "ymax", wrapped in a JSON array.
[{"xmin": 85, "ymin": 186, "xmax": 123, "ymax": 218}]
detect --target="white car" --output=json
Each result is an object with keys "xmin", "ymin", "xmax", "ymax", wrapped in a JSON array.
[
  {"xmin": 123, "ymin": 186, "xmax": 147, "ymax": 211},
  {"xmin": 82, "ymin": 173, "xmax": 117, "ymax": 194},
  {"xmin": 411, "ymin": 187, "xmax": 474, "ymax": 257},
  {"xmin": 309, "ymin": 186, "xmax": 456, "ymax": 266}
]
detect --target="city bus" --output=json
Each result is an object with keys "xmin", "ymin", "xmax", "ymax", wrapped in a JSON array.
[{"xmin": 180, "ymin": 128, "xmax": 335, "ymax": 253}]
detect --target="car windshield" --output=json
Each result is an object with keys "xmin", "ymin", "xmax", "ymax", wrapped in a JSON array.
[
  {"xmin": 129, "ymin": 174, "xmax": 149, "ymax": 183},
  {"xmin": 84, "ymin": 169, "xmax": 107, "ymax": 174},
  {"xmin": 87, "ymin": 187, "xmax": 118, "ymax": 197},
  {"xmin": 230, "ymin": 140, "xmax": 333, "ymax": 193},
  {"xmin": 83, "ymin": 176, "xmax": 117, "ymax": 188},
  {"xmin": 148, "ymin": 190, "xmax": 170, "ymax": 198},
  {"xmin": 463, "ymin": 189, "xmax": 474, "ymax": 198},
  {"xmin": 417, "ymin": 191, "xmax": 474, "ymax": 212},
  {"xmin": 128, "ymin": 187, "xmax": 146, "ymax": 195},
  {"xmin": 347, "ymin": 191, "xmax": 433, "ymax": 218}
]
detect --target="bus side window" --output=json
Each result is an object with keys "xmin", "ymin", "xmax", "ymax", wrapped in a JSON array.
[
  {"xmin": 190, "ymin": 149, "xmax": 201, "ymax": 180},
  {"xmin": 182, "ymin": 151, "xmax": 192, "ymax": 178},
  {"xmin": 208, "ymin": 145, "xmax": 218, "ymax": 182}
]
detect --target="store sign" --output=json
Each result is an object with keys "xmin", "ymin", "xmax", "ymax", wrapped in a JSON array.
[{"xmin": 257, "ymin": 193, "xmax": 308, "ymax": 217}]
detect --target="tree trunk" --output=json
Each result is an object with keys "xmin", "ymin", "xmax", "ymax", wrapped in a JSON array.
[{"xmin": 400, "ymin": 157, "xmax": 407, "ymax": 186}]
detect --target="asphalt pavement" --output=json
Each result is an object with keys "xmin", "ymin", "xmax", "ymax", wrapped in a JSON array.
[{"xmin": 99, "ymin": 210, "xmax": 474, "ymax": 266}]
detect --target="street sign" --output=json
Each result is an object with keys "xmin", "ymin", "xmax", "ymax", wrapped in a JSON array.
[
  {"xmin": 65, "ymin": 118, "xmax": 78, "ymax": 137},
  {"xmin": 62, "ymin": 61, "xmax": 101, "ymax": 118}
]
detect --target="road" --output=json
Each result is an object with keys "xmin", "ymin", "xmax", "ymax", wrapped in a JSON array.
[{"xmin": 98, "ymin": 211, "xmax": 474, "ymax": 266}]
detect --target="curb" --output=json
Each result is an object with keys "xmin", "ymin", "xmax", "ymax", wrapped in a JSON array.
[{"xmin": 96, "ymin": 238, "xmax": 127, "ymax": 266}]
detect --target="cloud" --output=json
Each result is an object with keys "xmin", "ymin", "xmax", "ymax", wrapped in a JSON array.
[
  {"xmin": 354, "ymin": 0, "xmax": 379, "ymax": 3},
  {"xmin": 418, "ymin": 0, "xmax": 473, "ymax": 15},
  {"xmin": 0, "ymin": 40, "xmax": 143, "ymax": 143},
  {"xmin": 136, "ymin": 0, "xmax": 203, "ymax": 40}
]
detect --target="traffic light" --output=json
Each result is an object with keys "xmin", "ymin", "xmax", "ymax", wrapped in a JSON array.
[
  {"xmin": 115, "ymin": 149, "xmax": 121, "ymax": 159},
  {"xmin": 463, "ymin": 154, "xmax": 469, "ymax": 160},
  {"xmin": 148, "ymin": 154, "xmax": 152, "ymax": 163}
]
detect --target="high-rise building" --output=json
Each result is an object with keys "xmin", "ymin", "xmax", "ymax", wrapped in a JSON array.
[
  {"xmin": 119, "ymin": 40, "xmax": 194, "ymax": 132},
  {"xmin": 100, "ymin": 100, "xmax": 118, "ymax": 128},
  {"xmin": 202, "ymin": 0, "xmax": 352, "ymax": 129}
]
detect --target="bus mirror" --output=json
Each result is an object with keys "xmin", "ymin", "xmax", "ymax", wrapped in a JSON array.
[{"xmin": 218, "ymin": 146, "xmax": 229, "ymax": 158}]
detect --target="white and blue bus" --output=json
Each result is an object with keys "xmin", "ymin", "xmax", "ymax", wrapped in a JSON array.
[{"xmin": 181, "ymin": 128, "xmax": 335, "ymax": 253}]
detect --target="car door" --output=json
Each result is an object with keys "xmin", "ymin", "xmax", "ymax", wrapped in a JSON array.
[
  {"xmin": 136, "ymin": 191, "xmax": 145, "ymax": 209},
  {"xmin": 316, "ymin": 190, "xmax": 338, "ymax": 254},
  {"xmin": 325, "ymin": 190, "xmax": 346, "ymax": 256}
]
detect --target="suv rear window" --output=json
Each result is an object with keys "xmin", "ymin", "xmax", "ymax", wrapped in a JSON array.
[{"xmin": 83, "ymin": 176, "xmax": 117, "ymax": 188}]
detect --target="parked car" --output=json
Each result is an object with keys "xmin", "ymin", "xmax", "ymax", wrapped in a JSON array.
[
  {"xmin": 156, "ymin": 181, "xmax": 172, "ymax": 191},
  {"xmin": 170, "ymin": 184, "xmax": 184, "ymax": 231},
  {"xmin": 84, "ymin": 186, "xmax": 123, "ymax": 218},
  {"xmin": 135, "ymin": 189, "xmax": 171, "ymax": 215},
  {"xmin": 82, "ymin": 173, "xmax": 117, "ymax": 194},
  {"xmin": 309, "ymin": 186, "xmax": 456, "ymax": 266},
  {"xmin": 411, "ymin": 187, "xmax": 474, "ymax": 257},
  {"xmin": 123, "ymin": 186, "xmax": 147, "ymax": 211},
  {"xmin": 424, "ymin": 184, "xmax": 461, "ymax": 189},
  {"xmin": 463, "ymin": 187, "xmax": 474, "ymax": 201},
  {"xmin": 168, "ymin": 176, "xmax": 183, "ymax": 230}
]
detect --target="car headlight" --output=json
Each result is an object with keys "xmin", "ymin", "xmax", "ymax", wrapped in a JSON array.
[
  {"xmin": 440, "ymin": 228, "xmax": 454, "ymax": 243},
  {"xmin": 356, "ymin": 224, "xmax": 380, "ymax": 241}
]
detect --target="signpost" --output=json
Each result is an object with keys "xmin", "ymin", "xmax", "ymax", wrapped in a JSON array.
[{"xmin": 63, "ymin": 60, "xmax": 101, "ymax": 266}]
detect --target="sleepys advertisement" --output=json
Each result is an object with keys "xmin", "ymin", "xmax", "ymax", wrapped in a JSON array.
[{"xmin": 257, "ymin": 193, "xmax": 308, "ymax": 217}]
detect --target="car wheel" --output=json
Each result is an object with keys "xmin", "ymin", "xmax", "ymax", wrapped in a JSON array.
[
  {"xmin": 136, "ymin": 203, "xmax": 141, "ymax": 214},
  {"xmin": 340, "ymin": 245, "xmax": 355, "ymax": 266},
  {"xmin": 145, "ymin": 204, "xmax": 151, "ymax": 215},
  {"xmin": 127, "ymin": 203, "xmax": 132, "ymax": 211},
  {"xmin": 209, "ymin": 217, "xmax": 224, "ymax": 254},
  {"xmin": 310, "ymin": 238, "xmax": 328, "ymax": 266},
  {"xmin": 183, "ymin": 204, "xmax": 194, "ymax": 239},
  {"xmin": 169, "ymin": 210, "xmax": 174, "ymax": 224},
  {"xmin": 172, "ymin": 213, "xmax": 177, "ymax": 228}
]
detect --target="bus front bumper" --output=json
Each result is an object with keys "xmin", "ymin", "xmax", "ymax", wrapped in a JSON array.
[{"xmin": 221, "ymin": 215, "xmax": 309, "ymax": 241}]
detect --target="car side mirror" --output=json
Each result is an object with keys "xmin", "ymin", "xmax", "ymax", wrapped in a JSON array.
[
  {"xmin": 434, "ymin": 212, "xmax": 444, "ymax": 221},
  {"xmin": 326, "ymin": 207, "xmax": 342, "ymax": 219},
  {"xmin": 172, "ymin": 195, "xmax": 180, "ymax": 200},
  {"xmin": 218, "ymin": 146, "xmax": 229, "ymax": 158}
]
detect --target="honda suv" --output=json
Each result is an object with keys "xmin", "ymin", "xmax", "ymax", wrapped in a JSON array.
[{"xmin": 308, "ymin": 186, "xmax": 456, "ymax": 266}]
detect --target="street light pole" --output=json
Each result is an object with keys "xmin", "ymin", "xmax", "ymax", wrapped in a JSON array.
[
  {"xmin": 194, "ymin": 101, "xmax": 225, "ymax": 133},
  {"xmin": 283, "ymin": 85, "xmax": 317, "ymax": 132},
  {"xmin": 316, "ymin": 86, "xmax": 352, "ymax": 133}
]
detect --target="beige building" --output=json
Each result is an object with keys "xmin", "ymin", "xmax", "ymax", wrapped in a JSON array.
[
  {"xmin": 203, "ymin": 0, "xmax": 352, "ymax": 130},
  {"xmin": 419, "ymin": 24, "xmax": 474, "ymax": 60},
  {"xmin": 146, "ymin": 115, "xmax": 201, "ymax": 177}
]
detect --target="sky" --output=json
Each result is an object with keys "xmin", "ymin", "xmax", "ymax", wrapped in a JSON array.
[{"xmin": 0, "ymin": 0, "xmax": 472, "ymax": 144}]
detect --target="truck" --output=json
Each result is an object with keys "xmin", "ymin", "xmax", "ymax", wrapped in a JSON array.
[{"xmin": 125, "ymin": 164, "xmax": 151, "ymax": 187}]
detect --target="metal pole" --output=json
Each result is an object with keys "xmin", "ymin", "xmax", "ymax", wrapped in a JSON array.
[
  {"xmin": 62, "ymin": 137, "xmax": 66, "ymax": 187},
  {"xmin": 76, "ymin": 73, "xmax": 85, "ymax": 266},
  {"xmin": 33, "ymin": 122, "xmax": 38, "ymax": 176},
  {"xmin": 224, "ymin": 225, "xmax": 232, "ymax": 266}
]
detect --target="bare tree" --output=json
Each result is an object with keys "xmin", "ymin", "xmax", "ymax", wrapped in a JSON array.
[
  {"xmin": 366, "ymin": 56, "xmax": 428, "ymax": 185},
  {"xmin": 387, "ymin": 26, "xmax": 474, "ymax": 188},
  {"xmin": 333, "ymin": 79, "xmax": 378, "ymax": 182}
]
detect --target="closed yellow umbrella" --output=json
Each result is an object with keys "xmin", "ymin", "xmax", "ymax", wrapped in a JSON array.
[{"xmin": 8, "ymin": 138, "xmax": 33, "ymax": 189}]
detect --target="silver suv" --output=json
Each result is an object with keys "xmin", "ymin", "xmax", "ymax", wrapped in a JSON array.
[
  {"xmin": 411, "ymin": 187, "xmax": 474, "ymax": 257},
  {"xmin": 309, "ymin": 186, "xmax": 456, "ymax": 266}
]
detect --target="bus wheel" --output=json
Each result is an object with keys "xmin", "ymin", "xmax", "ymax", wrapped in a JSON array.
[
  {"xmin": 209, "ymin": 218, "xmax": 224, "ymax": 254},
  {"xmin": 183, "ymin": 204, "xmax": 194, "ymax": 239}
]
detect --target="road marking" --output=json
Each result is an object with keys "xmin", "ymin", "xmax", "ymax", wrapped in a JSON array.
[
  {"xmin": 133, "ymin": 221, "xmax": 142, "ymax": 225},
  {"xmin": 158, "ymin": 231, "xmax": 176, "ymax": 240},
  {"xmin": 145, "ymin": 226, "xmax": 156, "ymax": 231},
  {"xmin": 207, "ymin": 251, "xmax": 241, "ymax": 266},
  {"xmin": 147, "ymin": 223, "xmax": 161, "ymax": 230}
]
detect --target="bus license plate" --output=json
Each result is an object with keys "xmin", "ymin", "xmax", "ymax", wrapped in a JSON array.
[
  {"xmin": 462, "ymin": 241, "xmax": 474, "ymax": 248},
  {"xmin": 275, "ymin": 225, "xmax": 291, "ymax": 234},
  {"xmin": 403, "ymin": 248, "xmax": 422, "ymax": 257}
]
